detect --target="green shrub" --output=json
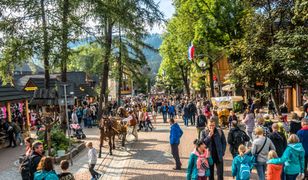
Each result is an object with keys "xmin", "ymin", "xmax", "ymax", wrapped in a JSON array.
[{"xmin": 37, "ymin": 125, "xmax": 70, "ymax": 155}]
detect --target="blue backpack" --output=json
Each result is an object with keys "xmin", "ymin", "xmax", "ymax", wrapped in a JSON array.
[{"xmin": 239, "ymin": 163, "xmax": 251, "ymax": 180}]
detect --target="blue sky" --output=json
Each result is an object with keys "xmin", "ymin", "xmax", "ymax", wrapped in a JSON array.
[{"xmin": 151, "ymin": 0, "xmax": 175, "ymax": 34}]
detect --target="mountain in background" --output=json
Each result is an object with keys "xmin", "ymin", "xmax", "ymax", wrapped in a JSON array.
[
  {"xmin": 31, "ymin": 34, "xmax": 163, "ymax": 75},
  {"xmin": 143, "ymin": 34, "xmax": 162, "ymax": 75}
]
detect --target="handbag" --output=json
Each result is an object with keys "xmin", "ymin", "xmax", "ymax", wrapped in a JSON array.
[{"xmin": 252, "ymin": 137, "xmax": 267, "ymax": 165}]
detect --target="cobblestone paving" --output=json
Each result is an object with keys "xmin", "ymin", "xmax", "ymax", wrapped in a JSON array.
[
  {"xmin": 98, "ymin": 115, "xmax": 258, "ymax": 180},
  {"xmin": 0, "ymin": 115, "xmax": 258, "ymax": 180}
]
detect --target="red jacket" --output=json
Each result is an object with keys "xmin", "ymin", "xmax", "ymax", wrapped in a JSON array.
[{"xmin": 267, "ymin": 163, "xmax": 283, "ymax": 180}]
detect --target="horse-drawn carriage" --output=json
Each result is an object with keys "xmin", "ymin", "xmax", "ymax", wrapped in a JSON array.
[
  {"xmin": 211, "ymin": 96, "xmax": 243, "ymax": 127},
  {"xmin": 98, "ymin": 107, "xmax": 137, "ymax": 157}
]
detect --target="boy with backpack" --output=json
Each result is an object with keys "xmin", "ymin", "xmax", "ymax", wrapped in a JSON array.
[{"xmin": 231, "ymin": 144, "xmax": 254, "ymax": 180}]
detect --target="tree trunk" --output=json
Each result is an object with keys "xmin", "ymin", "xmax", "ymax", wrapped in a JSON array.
[
  {"xmin": 180, "ymin": 65, "xmax": 190, "ymax": 97},
  {"xmin": 270, "ymin": 90, "xmax": 281, "ymax": 115},
  {"xmin": 117, "ymin": 26, "xmax": 122, "ymax": 105},
  {"xmin": 40, "ymin": 0, "xmax": 50, "ymax": 89},
  {"xmin": 98, "ymin": 20, "xmax": 113, "ymax": 119},
  {"xmin": 47, "ymin": 128, "xmax": 51, "ymax": 156},
  {"xmin": 209, "ymin": 59, "xmax": 215, "ymax": 97},
  {"xmin": 61, "ymin": 0, "xmax": 69, "ymax": 83}
]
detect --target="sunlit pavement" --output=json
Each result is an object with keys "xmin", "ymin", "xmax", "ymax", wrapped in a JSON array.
[{"xmin": 0, "ymin": 115, "xmax": 259, "ymax": 180}]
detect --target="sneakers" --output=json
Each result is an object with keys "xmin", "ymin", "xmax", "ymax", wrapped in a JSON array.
[
  {"xmin": 173, "ymin": 167, "xmax": 181, "ymax": 170},
  {"xmin": 20, "ymin": 143, "xmax": 23, "ymax": 146},
  {"xmin": 96, "ymin": 174, "xmax": 102, "ymax": 179}
]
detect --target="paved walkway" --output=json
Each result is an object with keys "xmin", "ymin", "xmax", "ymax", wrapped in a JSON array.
[{"xmin": 0, "ymin": 115, "xmax": 258, "ymax": 180}]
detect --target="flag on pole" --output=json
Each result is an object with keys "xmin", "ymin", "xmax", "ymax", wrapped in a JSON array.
[{"xmin": 188, "ymin": 42, "xmax": 195, "ymax": 61}]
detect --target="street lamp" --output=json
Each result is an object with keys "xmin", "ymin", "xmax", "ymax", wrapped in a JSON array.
[
  {"xmin": 62, "ymin": 84, "xmax": 73, "ymax": 165},
  {"xmin": 198, "ymin": 60, "xmax": 207, "ymax": 72}
]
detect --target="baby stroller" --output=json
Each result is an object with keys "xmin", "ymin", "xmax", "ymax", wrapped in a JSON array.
[{"xmin": 70, "ymin": 123, "xmax": 86, "ymax": 139}]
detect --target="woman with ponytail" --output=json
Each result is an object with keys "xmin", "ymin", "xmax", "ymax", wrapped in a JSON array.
[
  {"xmin": 187, "ymin": 139, "xmax": 213, "ymax": 180},
  {"xmin": 231, "ymin": 144, "xmax": 254, "ymax": 180}
]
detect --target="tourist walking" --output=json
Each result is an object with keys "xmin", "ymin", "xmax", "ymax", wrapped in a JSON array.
[
  {"xmin": 188, "ymin": 101, "xmax": 197, "ymax": 126},
  {"xmin": 58, "ymin": 160, "xmax": 75, "ymax": 180},
  {"xmin": 242, "ymin": 110, "xmax": 255, "ymax": 147},
  {"xmin": 201, "ymin": 120, "xmax": 226, "ymax": 180},
  {"xmin": 297, "ymin": 118, "xmax": 308, "ymax": 177},
  {"xmin": 289, "ymin": 112, "xmax": 301, "ymax": 135},
  {"xmin": 228, "ymin": 111, "xmax": 237, "ymax": 129},
  {"xmin": 169, "ymin": 118, "xmax": 183, "ymax": 170},
  {"xmin": 162, "ymin": 103, "xmax": 168, "ymax": 123},
  {"xmin": 196, "ymin": 109, "xmax": 207, "ymax": 140},
  {"xmin": 267, "ymin": 134, "xmax": 305, "ymax": 180},
  {"xmin": 12, "ymin": 119, "xmax": 22, "ymax": 145},
  {"xmin": 168, "ymin": 103, "xmax": 176, "ymax": 120},
  {"xmin": 3, "ymin": 121, "xmax": 17, "ymax": 148},
  {"xmin": 251, "ymin": 127, "xmax": 276, "ymax": 180},
  {"xmin": 187, "ymin": 139, "xmax": 213, "ymax": 180},
  {"xmin": 266, "ymin": 150, "xmax": 283, "ymax": 180},
  {"xmin": 34, "ymin": 157, "xmax": 58, "ymax": 180},
  {"xmin": 268, "ymin": 123, "xmax": 287, "ymax": 157},
  {"xmin": 183, "ymin": 102, "xmax": 190, "ymax": 127},
  {"xmin": 268, "ymin": 99, "xmax": 276, "ymax": 118},
  {"xmin": 25, "ymin": 137, "xmax": 34, "ymax": 157},
  {"xmin": 231, "ymin": 144, "xmax": 254, "ymax": 180},
  {"xmin": 228, "ymin": 121, "xmax": 250, "ymax": 158},
  {"xmin": 30, "ymin": 141, "xmax": 45, "ymax": 180},
  {"xmin": 86, "ymin": 142, "xmax": 101, "ymax": 180}
]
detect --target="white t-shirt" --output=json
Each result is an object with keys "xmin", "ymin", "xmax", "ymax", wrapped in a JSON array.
[{"xmin": 88, "ymin": 148, "xmax": 97, "ymax": 165}]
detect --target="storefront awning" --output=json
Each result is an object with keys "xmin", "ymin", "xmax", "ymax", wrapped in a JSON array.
[
  {"xmin": 0, "ymin": 85, "xmax": 29, "ymax": 102},
  {"xmin": 222, "ymin": 84, "xmax": 235, "ymax": 91}
]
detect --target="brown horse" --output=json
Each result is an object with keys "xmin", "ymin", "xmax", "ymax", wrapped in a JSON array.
[{"xmin": 98, "ymin": 116, "xmax": 127, "ymax": 157}]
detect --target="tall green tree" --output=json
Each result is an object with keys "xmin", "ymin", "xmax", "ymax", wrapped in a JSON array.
[
  {"xmin": 229, "ymin": 0, "xmax": 308, "ymax": 113},
  {"xmin": 86, "ymin": 0, "xmax": 162, "ymax": 116}
]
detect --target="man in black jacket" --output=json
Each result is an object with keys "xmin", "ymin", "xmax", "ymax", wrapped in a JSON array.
[
  {"xmin": 227, "ymin": 121, "xmax": 250, "ymax": 158},
  {"xmin": 201, "ymin": 120, "xmax": 226, "ymax": 180},
  {"xmin": 29, "ymin": 141, "xmax": 44, "ymax": 180},
  {"xmin": 268, "ymin": 123, "xmax": 287, "ymax": 157},
  {"xmin": 188, "ymin": 101, "xmax": 197, "ymax": 126}
]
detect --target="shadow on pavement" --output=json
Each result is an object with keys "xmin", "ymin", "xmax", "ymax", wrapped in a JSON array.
[
  {"xmin": 130, "ymin": 149, "xmax": 174, "ymax": 164},
  {"xmin": 128, "ymin": 173, "xmax": 185, "ymax": 180}
]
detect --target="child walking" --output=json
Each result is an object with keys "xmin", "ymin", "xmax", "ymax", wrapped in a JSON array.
[
  {"xmin": 266, "ymin": 150, "xmax": 283, "ymax": 180},
  {"xmin": 187, "ymin": 139, "xmax": 213, "ymax": 180},
  {"xmin": 86, "ymin": 142, "xmax": 101, "ymax": 180},
  {"xmin": 231, "ymin": 144, "xmax": 254, "ymax": 180}
]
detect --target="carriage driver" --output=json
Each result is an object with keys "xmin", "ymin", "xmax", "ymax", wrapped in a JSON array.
[{"xmin": 122, "ymin": 110, "xmax": 138, "ymax": 140}]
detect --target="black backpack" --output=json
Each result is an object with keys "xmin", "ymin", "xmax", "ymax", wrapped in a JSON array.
[
  {"xmin": 197, "ymin": 115, "xmax": 207, "ymax": 128},
  {"xmin": 233, "ymin": 129, "xmax": 250, "ymax": 145},
  {"xmin": 19, "ymin": 155, "xmax": 32, "ymax": 180}
]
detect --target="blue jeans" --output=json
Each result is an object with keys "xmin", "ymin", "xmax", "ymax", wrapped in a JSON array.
[
  {"xmin": 88, "ymin": 117, "xmax": 92, "ymax": 128},
  {"xmin": 285, "ymin": 173, "xmax": 299, "ymax": 180},
  {"xmin": 183, "ymin": 116, "xmax": 189, "ymax": 126},
  {"xmin": 255, "ymin": 162, "xmax": 266, "ymax": 180},
  {"xmin": 162, "ymin": 112, "xmax": 167, "ymax": 123},
  {"xmin": 15, "ymin": 132, "xmax": 22, "ymax": 144},
  {"xmin": 169, "ymin": 113, "xmax": 175, "ymax": 119},
  {"xmin": 83, "ymin": 118, "xmax": 87, "ymax": 128}
]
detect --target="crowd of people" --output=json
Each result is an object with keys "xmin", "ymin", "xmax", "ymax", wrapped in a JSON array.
[
  {"xmin": 173, "ymin": 96, "xmax": 308, "ymax": 180},
  {"xmin": 19, "ymin": 138, "xmax": 103, "ymax": 180},
  {"xmin": 7, "ymin": 94, "xmax": 308, "ymax": 180},
  {"xmin": 19, "ymin": 138, "xmax": 76, "ymax": 180}
]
